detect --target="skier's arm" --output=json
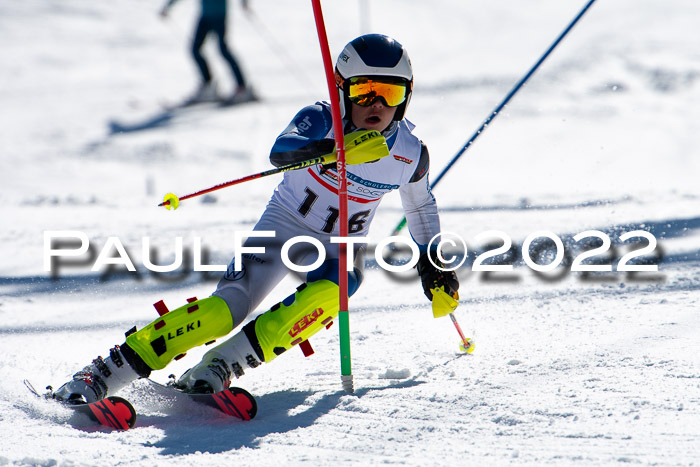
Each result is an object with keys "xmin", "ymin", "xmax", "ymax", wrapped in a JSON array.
[
  {"xmin": 398, "ymin": 142, "xmax": 440, "ymax": 246},
  {"xmin": 270, "ymin": 104, "xmax": 335, "ymax": 167},
  {"xmin": 399, "ymin": 143, "xmax": 459, "ymax": 301}
]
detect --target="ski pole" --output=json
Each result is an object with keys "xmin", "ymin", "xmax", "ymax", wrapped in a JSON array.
[
  {"xmin": 159, "ymin": 129, "xmax": 387, "ymax": 209},
  {"xmin": 432, "ymin": 287, "xmax": 475, "ymax": 353},
  {"xmin": 450, "ymin": 313, "xmax": 474, "ymax": 354},
  {"xmin": 159, "ymin": 154, "xmax": 335, "ymax": 209},
  {"xmin": 390, "ymin": 0, "xmax": 597, "ymax": 236}
]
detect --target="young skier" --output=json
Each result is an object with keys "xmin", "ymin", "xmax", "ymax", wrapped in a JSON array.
[{"xmin": 52, "ymin": 34, "xmax": 459, "ymax": 404}]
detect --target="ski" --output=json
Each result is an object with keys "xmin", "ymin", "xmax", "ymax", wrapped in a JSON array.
[
  {"xmin": 218, "ymin": 92, "xmax": 260, "ymax": 108},
  {"xmin": 69, "ymin": 396, "xmax": 137, "ymax": 430},
  {"xmin": 108, "ymin": 92, "xmax": 260, "ymax": 135},
  {"xmin": 159, "ymin": 99, "xmax": 222, "ymax": 112},
  {"xmin": 161, "ymin": 92, "xmax": 259, "ymax": 112},
  {"xmin": 187, "ymin": 386, "xmax": 258, "ymax": 420},
  {"xmin": 149, "ymin": 378, "xmax": 257, "ymax": 421},
  {"xmin": 23, "ymin": 379, "xmax": 137, "ymax": 430}
]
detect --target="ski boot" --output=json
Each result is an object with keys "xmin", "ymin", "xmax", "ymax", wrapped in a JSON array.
[
  {"xmin": 52, "ymin": 345, "xmax": 141, "ymax": 404},
  {"xmin": 184, "ymin": 80, "xmax": 219, "ymax": 105},
  {"xmin": 175, "ymin": 331, "xmax": 260, "ymax": 393},
  {"xmin": 221, "ymin": 86, "xmax": 258, "ymax": 106}
]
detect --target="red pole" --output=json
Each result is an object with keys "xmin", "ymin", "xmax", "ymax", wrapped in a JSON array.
[
  {"xmin": 310, "ymin": 0, "xmax": 353, "ymax": 392},
  {"xmin": 449, "ymin": 313, "xmax": 470, "ymax": 349}
]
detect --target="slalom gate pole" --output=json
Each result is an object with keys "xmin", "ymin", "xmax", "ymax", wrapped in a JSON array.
[
  {"xmin": 310, "ymin": 0, "xmax": 353, "ymax": 393},
  {"xmin": 157, "ymin": 154, "xmax": 335, "ymax": 208},
  {"xmin": 390, "ymin": 0, "xmax": 597, "ymax": 236}
]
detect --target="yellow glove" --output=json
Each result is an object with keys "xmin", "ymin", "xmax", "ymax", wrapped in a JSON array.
[{"xmin": 324, "ymin": 130, "xmax": 389, "ymax": 165}]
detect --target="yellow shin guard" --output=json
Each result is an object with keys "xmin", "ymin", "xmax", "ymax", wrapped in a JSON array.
[
  {"xmin": 254, "ymin": 280, "xmax": 339, "ymax": 363},
  {"xmin": 125, "ymin": 296, "xmax": 234, "ymax": 370}
]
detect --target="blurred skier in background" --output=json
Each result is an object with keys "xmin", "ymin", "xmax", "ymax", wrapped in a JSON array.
[
  {"xmin": 51, "ymin": 34, "xmax": 459, "ymax": 403},
  {"xmin": 161, "ymin": 0, "xmax": 256, "ymax": 105}
]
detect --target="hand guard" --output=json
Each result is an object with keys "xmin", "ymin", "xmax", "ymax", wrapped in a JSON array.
[
  {"xmin": 343, "ymin": 130, "xmax": 389, "ymax": 165},
  {"xmin": 319, "ymin": 130, "xmax": 390, "ymax": 167},
  {"xmin": 416, "ymin": 251, "xmax": 459, "ymax": 301}
]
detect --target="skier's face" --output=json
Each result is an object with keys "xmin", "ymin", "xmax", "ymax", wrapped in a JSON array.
[{"xmin": 350, "ymin": 100, "xmax": 397, "ymax": 132}]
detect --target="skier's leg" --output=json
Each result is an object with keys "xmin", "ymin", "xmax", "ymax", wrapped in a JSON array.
[
  {"xmin": 174, "ymin": 206, "xmax": 314, "ymax": 392},
  {"xmin": 53, "ymin": 205, "xmax": 294, "ymax": 402},
  {"xmin": 172, "ymin": 234, "xmax": 297, "ymax": 392},
  {"xmin": 124, "ymin": 296, "xmax": 234, "ymax": 370},
  {"xmin": 213, "ymin": 17, "xmax": 245, "ymax": 88},
  {"xmin": 176, "ymin": 247, "xmax": 365, "ymax": 391},
  {"xmin": 248, "ymin": 253, "xmax": 364, "ymax": 364},
  {"xmin": 52, "ymin": 278, "xmax": 272, "ymax": 403},
  {"xmin": 52, "ymin": 296, "xmax": 235, "ymax": 404},
  {"xmin": 191, "ymin": 17, "xmax": 212, "ymax": 83}
]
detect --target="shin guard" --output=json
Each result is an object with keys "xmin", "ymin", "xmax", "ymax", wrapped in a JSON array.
[
  {"xmin": 253, "ymin": 280, "xmax": 339, "ymax": 363},
  {"xmin": 125, "ymin": 296, "xmax": 233, "ymax": 371}
]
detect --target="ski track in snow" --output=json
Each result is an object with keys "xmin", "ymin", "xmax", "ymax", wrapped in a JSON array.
[{"xmin": 1, "ymin": 0, "xmax": 700, "ymax": 465}]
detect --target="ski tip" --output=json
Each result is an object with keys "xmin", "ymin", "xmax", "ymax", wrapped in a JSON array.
[
  {"xmin": 218, "ymin": 93, "xmax": 260, "ymax": 108},
  {"xmin": 23, "ymin": 379, "xmax": 41, "ymax": 397},
  {"xmin": 150, "ymin": 378, "xmax": 257, "ymax": 422},
  {"xmin": 229, "ymin": 387, "xmax": 257, "ymax": 421},
  {"xmin": 86, "ymin": 396, "xmax": 137, "ymax": 430},
  {"xmin": 209, "ymin": 387, "xmax": 257, "ymax": 421},
  {"xmin": 25, "ymin": 380, "xmax": 137, "ymax": 430}
]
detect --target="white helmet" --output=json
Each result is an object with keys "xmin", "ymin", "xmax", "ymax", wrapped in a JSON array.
[{"xmin": 335, "ymin": 34, "xmax": 413, "ymax": 121}]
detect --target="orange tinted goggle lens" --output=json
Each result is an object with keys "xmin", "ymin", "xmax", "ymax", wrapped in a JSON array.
[{"xmin": 347, "ymin": 77, "xmax": 407, "ymax": 107}]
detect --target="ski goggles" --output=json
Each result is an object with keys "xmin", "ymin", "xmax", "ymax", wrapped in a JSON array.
[{"xmin": 345, "ymin": 76, "xmax": 409, "ymax": 107}]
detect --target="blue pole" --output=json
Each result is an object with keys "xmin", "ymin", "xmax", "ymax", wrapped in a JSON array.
[{"xmin": 391, "ymin": 0, "xmax": 597, "ymax": 235}]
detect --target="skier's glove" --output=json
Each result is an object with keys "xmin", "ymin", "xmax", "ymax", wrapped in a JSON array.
[
  {"xmin": 320, "ymin": 130, "xmax": 390, "ymax": 166},
  {"xmin": 316, "ymin": 130, "xmax": 390, "ymax": 173},
  {"xmin": 416, "ymin": 251, "xmax": 459, "ymax": 301}
]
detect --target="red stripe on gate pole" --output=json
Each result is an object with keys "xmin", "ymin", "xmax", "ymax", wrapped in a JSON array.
[{"xmin": 310, "ymin": 0, "xmax": 353, "ymax": 392}]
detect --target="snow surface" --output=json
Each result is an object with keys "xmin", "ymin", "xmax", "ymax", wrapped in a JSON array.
[{"xmin": 1, "ymin": 0, "xmax": 700, "ymax": 465}]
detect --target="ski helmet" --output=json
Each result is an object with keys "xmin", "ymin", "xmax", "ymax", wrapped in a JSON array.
[{"xmin": 335, "ymin": 34, "xmax": 413, "ymax": 121}]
